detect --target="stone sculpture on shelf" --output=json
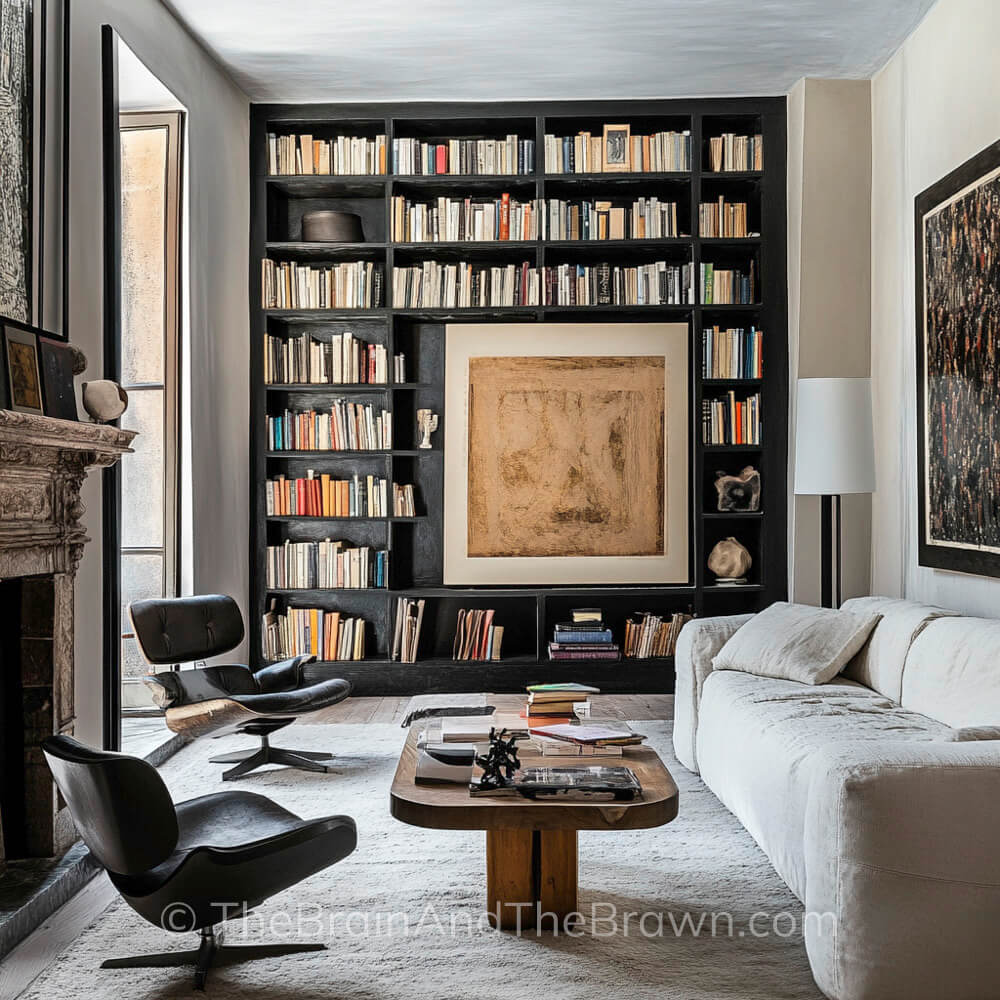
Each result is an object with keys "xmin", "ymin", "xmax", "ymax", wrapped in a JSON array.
[
  {"xmin": 707, "ymin": 537, "xmax": 752, "ymax": 585},
  {"xmin": 81, "ymin": 380, "xmax": 129, "ymax": 424},
  {"xmin": 714, "ymin": 466, "xmax": 761, "ymax": 511},
  {"xmin": 416, "ymin": 408, "xmax": 438, "ymax": 449}
]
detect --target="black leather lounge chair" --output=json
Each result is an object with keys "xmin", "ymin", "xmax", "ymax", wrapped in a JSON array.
[
  {"xmin": 42, "ymin": 734, "xmax": 357, "ymax": 990},
  {"xmin": 130, "ymin": 594, "xmax": 351, "ymax": 780}
]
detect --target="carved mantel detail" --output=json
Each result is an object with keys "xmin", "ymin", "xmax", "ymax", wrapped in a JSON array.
[
  {"xmin": 0, "ymin": 410, "xmax": 136, "ymax": 580},
  {"xmin": 0, "ymin": 410, "xmax": 135, "ymax": 874}
]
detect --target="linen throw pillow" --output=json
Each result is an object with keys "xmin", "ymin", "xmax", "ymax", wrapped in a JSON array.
[{"xmin": 712, "ymin": 601, "xmax": 882, "ymax": 685}]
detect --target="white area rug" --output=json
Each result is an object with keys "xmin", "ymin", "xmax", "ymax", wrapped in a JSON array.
[{"xmin": 23, "ymin": 722, "xmax": 824, "ymax": 999}]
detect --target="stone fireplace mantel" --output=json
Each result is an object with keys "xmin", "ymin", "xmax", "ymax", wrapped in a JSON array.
[{"xmin": 0, "ymin": 409, "xmax": 135, "ymax": 876}]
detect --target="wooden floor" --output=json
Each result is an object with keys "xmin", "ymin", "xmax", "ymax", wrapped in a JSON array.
[
  {"xmin": 302, "ymin": 693, "xmax": 673, "ymax": 726},
  {"xmin": 0, "ymin": 694, "xmax": 673, "ymax": 998}
]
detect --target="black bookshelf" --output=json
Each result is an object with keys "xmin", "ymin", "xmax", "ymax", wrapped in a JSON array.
[{"xmin": 249, "ymin": 99, "xmax": 788, "ymax": 695}]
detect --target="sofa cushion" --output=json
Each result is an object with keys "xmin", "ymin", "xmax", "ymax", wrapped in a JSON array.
[
  {"xmin": 901, "ymin": 616, "xmax": 1000, "ymax": 728},
  {"xmin": 712, "ymin": 602, "xmax": 881, "ymax": 685},
  {"xmin": 840, "ymin": 596, "xmax": 957, "ymax": 701},
  {"xmin": 696, "ymin": 670, "xmax": 953, "ymax": 901}
]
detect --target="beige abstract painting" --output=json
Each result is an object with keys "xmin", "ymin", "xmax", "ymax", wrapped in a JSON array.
[{"xmin": 467, "ymin": 356, "xmax": 665, "ymax": 558}]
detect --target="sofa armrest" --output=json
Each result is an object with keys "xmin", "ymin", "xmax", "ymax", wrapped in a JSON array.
[
  {"xmin": 672, "ymin": 613, "xmax": 752, "ymax": 773},
  {"xmin": 803, "ymin": 742, "xmax": 1000, "ymax": 1000}
]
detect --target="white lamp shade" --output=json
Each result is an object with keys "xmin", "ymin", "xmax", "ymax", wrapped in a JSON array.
[{"xmin": 794, "ymin": 377, "xmax": 876, "ymax": 495}]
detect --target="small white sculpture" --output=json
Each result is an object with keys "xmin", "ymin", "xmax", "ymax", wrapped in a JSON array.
[
  {"xmin": 416, "ymin": 409, "xmax": 438, "ymax": 449},
  {"xmin": 81, "ymin": 380, "xmax": 129, "ymax": 423}
]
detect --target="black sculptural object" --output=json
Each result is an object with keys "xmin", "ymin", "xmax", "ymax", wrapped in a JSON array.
[{"xmin": 474, "ymin": 728, "xmax": 523, "ymax": 790}]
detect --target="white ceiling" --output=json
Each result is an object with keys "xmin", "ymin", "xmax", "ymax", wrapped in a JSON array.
[{"xmin": 164, "ymin": 0, "xmax": 939, "ymax": 102}]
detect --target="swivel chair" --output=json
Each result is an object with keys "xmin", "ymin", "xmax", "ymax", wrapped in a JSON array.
[
  {"xmin": 130, "ymin": 594, "xmax": 351, "ymax": 780},
  {"xmin": 42, "ymin": 734, "xmax": 357, "ymax": 990}
]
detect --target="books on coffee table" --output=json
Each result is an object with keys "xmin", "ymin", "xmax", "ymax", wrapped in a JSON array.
[
  {"xmin": 529, "ymin": 721, "xmax": 645, "ymax": 746},
  {"xmin": 470, "ymin": 765, "xmax": 642, "ymax": 801}
]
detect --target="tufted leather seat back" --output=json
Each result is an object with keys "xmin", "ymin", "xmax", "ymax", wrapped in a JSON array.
[{"xmin": 130, "ymin": 594, "xmax": 245, "ymax": 665}]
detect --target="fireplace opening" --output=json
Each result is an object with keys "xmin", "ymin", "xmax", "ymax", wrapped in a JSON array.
[{"xmin": 0, "ymin": 578, "xmax": 26, "ymax": 861}]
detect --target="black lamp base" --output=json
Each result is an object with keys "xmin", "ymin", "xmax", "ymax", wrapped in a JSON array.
[{"xmin": 820, "ymin": 494, "xmax": 842, "ymax": 609}]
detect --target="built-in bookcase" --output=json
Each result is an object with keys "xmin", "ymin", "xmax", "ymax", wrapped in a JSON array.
[{"xmin": 250, "ymin": 100, "xmax": 788, "ymax": 694}]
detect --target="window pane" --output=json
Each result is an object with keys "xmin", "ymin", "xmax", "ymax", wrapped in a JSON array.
[
  {"xmin": 121, "ymin": 389, "xmax": 164, "ymax": 548},
  {"xmin": 120, "ymin": 126, "xmax": 167, "ymax": 386},
  {"xmin": 122, "ymin": 636, "xmax": 153, "ymax": 681},
  {"xmin": 121, "ymin": 551, "xmax": 164, "ymax": 635}
]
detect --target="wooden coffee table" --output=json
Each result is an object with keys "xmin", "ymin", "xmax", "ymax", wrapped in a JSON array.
[{"xmin": 389, "ymin": 698, "xmax": 679, "ymax": 929}]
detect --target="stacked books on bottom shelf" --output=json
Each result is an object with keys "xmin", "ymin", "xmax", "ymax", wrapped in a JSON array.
[
  {"xmin": 623, "ymin": 611, "xmax": 693, "ymax": 659},
  {"xmin": 391, "ymin": 597, "xmax": 426, "ymax": 664},
  {"xmin": 548, "ymin": 608, "xmax": 619, "ymax": 661},
  {"xmin": 452, "ymin": 609, "xmax": 505, "ymax": 661},
  {"xmin": 261, "ymin": 604, "xmax": 367, "ymax": 661}
]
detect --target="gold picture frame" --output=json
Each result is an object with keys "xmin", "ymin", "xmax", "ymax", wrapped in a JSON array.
[
  {"xmin": 602, "ymin": 123, "xmax": 631, "ymax": 172},
  {"xmin": 444, "ymin": 323, "xmax": 689, "ymax": 585},
  {"xmin": 3, "ymin": 322, "xmax": 44, "ymax": 415}
]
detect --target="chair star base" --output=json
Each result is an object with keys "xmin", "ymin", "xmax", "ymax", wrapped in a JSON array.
[
  {"xmin": 101, "ymin": 926, "xmax": 326, "ymax": 991},
  {"xmin": 208, "ymin": 734, "xmax": 336, "ymax": 780}
]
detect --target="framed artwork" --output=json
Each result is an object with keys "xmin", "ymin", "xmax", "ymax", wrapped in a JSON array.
[
  {"xmin": 38, "ymin": 335, "xmax": 77, "ymax": 419},
  {"xmin": 602, "ymin": 123, "xmax": 630, "ymax": 172},
  {"xmin": 915, "ymin": 137, "xmax": 1000, "ymax": 577},
  {"xmin": 2, "ymin": 319, "xmax": 44, "ymax": 414},
  {"xmin": 0, "ymin": 0, "xmax": 33, "ymax": 322},
  {"xmin": 444, "ymin": 323, "xmax": 689, "ymax": 585}
]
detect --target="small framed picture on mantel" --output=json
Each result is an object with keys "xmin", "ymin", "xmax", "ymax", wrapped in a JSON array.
[{"xmin": 2, "ymin": 319, "xmax": 44, "ymax": 415}]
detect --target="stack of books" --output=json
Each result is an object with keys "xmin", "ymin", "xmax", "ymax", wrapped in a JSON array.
[
  {"xmin": 261, "ymin": 605, "xmax": 367, "ymax": 661},
  {"xmin": 528, "ymin": 721, "xmax": 646, "ymax": 755},
  {"xmin": 623, "ymin": 611, "xmax": 693, "ymax": 659},
  {"xmin": 391, "ymin": 597, "xmax": 426, "ymax": 663},
  {"xmin": 452, "ymin": 609, "xmax": 504, "ymax": 662},
  {"xmin": 524, "ymin": 683, "xmax": 598, "ymax": 722},
  {"xmin": 548, "ymin": 609, "xmax": 619, "ymax": 661}
]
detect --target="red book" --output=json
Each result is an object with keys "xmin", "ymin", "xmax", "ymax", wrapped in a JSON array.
[
  {"xmin": 435, "ymin": 145, "xmax": 447, "ymax": 175},
  {"xmin": 295, "ymin": 478, "xmax": 305, "ymax": 515},
  {"xmin": 500, "ymin": 192, "xmax": 510, "ymax": 240}
]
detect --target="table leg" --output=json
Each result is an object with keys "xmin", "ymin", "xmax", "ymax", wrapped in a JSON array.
[{"xmin": 485, "ymin": 828, "xmax": 579, "ymax": 930}]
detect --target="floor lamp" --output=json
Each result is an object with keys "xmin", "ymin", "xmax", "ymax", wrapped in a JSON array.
[{"xmin": 794, "ymin": 378, "xmax": 876, "ymax": 608}]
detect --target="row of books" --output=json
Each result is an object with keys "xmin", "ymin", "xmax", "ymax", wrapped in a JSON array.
[
  {"xmin": 700, "ymin": 261, "xmax": 757, "ymax": 305},
  {"xmin": 263, "ymin": 331, "xmax": 399, "ymax": 385},
  {"xmin": 545, "ymin": 198, "xmax": 683, "ymax": 240},
  {"xmin": 708, "ymin": 133, "xmax": 763, "ymax": 173},
  {"xmin": 391, "ymin": 194, "xmax": 539, "ymax": 242},
  {"xmin": 261, "ymin": 260, "xmax": 384, "ymax": 310},
  {"xmin": 548, "ymin": 608, "xmax": 619, "ymax": 661},
  {"xmin": 266, "ymin": 133, "xmax": 388, "ymax": 176},
  {"xmin": 702, "ymin": 391, "xmax": 762, "ymax": 446},
  {"xmin": 544, "ymin": 130, "xmax": 692, "ymax": 173},
  {"xmin": 702, "ymin": 326, "xmax": 763, "ymax": 380},
  {"xmin": 265, "ymin": 473, "xmax": 416, "ymax": 518},
  {"xmin": 623, "ymin": 612, "xmax": 692, "ymax": 659},
  {"xmin": 452, "ymin": 608, "xmax": 504, "ymax": 662},
  {"xmin": 391, "ymin": 597, "xmax": 426, "ymax": 663},
  {"xmin": 262, "ymin": 605, "xmax": 367, "ymax": 661},
  {"xmin": 699, "ymin": 199, "xmax": 752, "ymax": 239},
  {"xmin": 265, "ymin": 540, "xmax": 389, "ymax": 590},
  {"xmin": 543, "ymin": 261, "xmax": 694, "ymax": 306},
  {"xmin": 266, "ymin": 404, "xmax": 392, "ymax": 451},
  {"xmin": 392, "ymin": 261, "xmax": 539, "ymax": 308},
  {"xmin": 391, "ymin": 136, "xmax": 535, "ymax": 176}
]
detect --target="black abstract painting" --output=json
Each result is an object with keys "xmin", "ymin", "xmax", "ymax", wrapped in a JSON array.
[
  {"xmin": 0, "ymin": 0, "xmax": 32, "ymax": 323},
  {"xmin": 916, "ymin": 139, "xmax": 1000, "ymax": 577}
]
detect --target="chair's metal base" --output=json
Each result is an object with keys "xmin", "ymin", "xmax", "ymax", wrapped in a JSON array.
[
  {"xmin": 208, "ymin": 734, "xmax": 335, "ymax": 780},
  {"xmin": 101, "ymin": 926, "xmax": 325, "ymax": 991}
]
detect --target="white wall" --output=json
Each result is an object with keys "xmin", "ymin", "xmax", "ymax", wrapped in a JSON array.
[
  {"xmin": 67, "ymin": 0, "xmax": 249, "ymax": 744},
  {"xmin": 787, "ymin": 78, "xmax": 873, "ymax": 605},
  {"xmin": 871, "ymin": 0, "xmax": 1000, "ymax": 614}
]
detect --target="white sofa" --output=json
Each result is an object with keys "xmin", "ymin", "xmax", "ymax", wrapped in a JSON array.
[{"xmin": 673, "ymin": 596, "xmax": 1000, "ymax": 1000}]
